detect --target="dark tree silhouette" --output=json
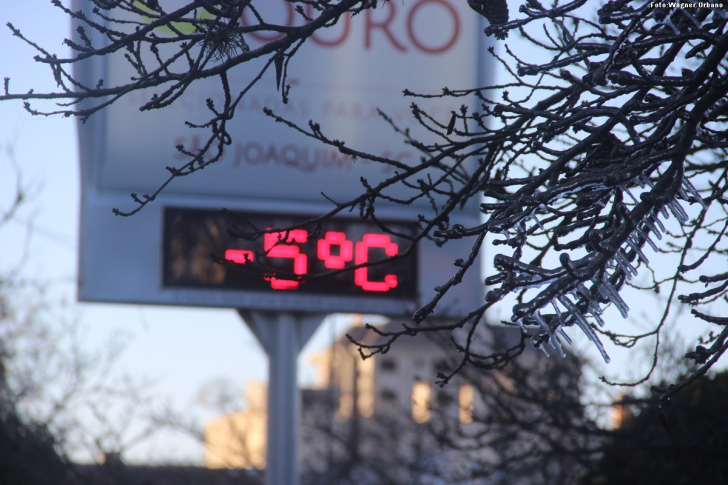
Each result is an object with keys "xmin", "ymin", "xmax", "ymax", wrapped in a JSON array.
[
  {"xmin": 0, "ymin": 352, "xmax": 71, "ymax": 485},
  {"xmin": 584, "ymin": 371, "xmax": 728, "ymax": 485},
  {"xmin": 3, "ymin": 0, "xmax": 728, "ymax": 399}
]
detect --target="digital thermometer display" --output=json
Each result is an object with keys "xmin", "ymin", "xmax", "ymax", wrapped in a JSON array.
[{"xmin": 163, "ymin": 208, "xmax": 418, "ymax": 299}]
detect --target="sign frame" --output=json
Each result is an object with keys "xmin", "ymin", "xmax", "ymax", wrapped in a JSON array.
[{"xmin": 74, "ymin": 0, "xmax": 490, "ymax": 318}]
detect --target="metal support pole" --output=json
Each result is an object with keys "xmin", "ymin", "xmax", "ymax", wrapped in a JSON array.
[
  {"xmin": 268, "ymin": 312, "xmax": 298, "ymax": 485},
  {"xmin": 239, "ymin": 310, "xmax": 323, "ymax": 485}
]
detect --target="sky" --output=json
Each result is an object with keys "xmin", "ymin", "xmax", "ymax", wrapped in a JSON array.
[{"xmin": 1, "ymin": 0, "xmax": 723, "ymax": 466}]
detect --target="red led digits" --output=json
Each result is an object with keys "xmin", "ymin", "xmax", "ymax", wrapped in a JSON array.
[
  {"xmin": 354, "ymin": 234, "xmax": 399, "ymax": 292},
  {"xmin": 224, "ymin": 249, "xmax": 254, "ymax": 264},
  {"xmin": 226, "ymin": 230, "xmax": 400, "ymax": 292},
  {"xmin": 264, "ymin": 229, "xmax": 308, "ymax": 290},
  {"xmin": 317, "ymin": 231, "xmax": 354, "ymax": 269},
  {"xmin": 164, "ymin": 209, "xmax": 417, "ymax": 299}
]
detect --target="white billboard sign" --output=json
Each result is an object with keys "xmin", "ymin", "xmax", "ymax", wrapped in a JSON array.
[{"xmin": 76, "ymin": 0, "xmax": 489, "ymax": 316}]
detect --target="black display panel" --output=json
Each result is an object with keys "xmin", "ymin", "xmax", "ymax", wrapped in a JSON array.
[{"xmin": 162, "ymin": 208, "xmax": 419, "ymax": 299}]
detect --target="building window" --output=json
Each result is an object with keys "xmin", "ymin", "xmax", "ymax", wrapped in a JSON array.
[
  {"xmin": 380, "ymin": 358, "xmax": 397, "ymax": 372},
  {"xmin": 459, "ymin": 383, "xmax": 474, "ymax": 424},
  {"xmin": 338, "ymin": 393, "xmax": 354, "ymax": 420},
  {"xmin": 380, "ymin": 388, "xmax": 397, "ymax": 403},
  {"xmin": 433, "ymin": 359, "xmax": 449, "ymax": 376},
  {"xmin": 436, "ymin": 390, "xmax": 453, "ymax": 406},
  {"xmin": 412, "ymin": 381, "xmax": 431, "ymax": 423}
]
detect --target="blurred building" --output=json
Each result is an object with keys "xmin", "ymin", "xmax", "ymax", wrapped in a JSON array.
[
  {"xmin": 203, "ymin": 320, "xmax": 478, "ymax": 472},
  {"xmin": 204, "ymin": 319, "xmax": 586, "ymax": 484},
  {"xmin": 307, "ymin": 321, "xmax": 477, "ymax": 424},
  {"xmin": 204, "ymin": 381, "xmax": 267, "ymax": 469}
]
